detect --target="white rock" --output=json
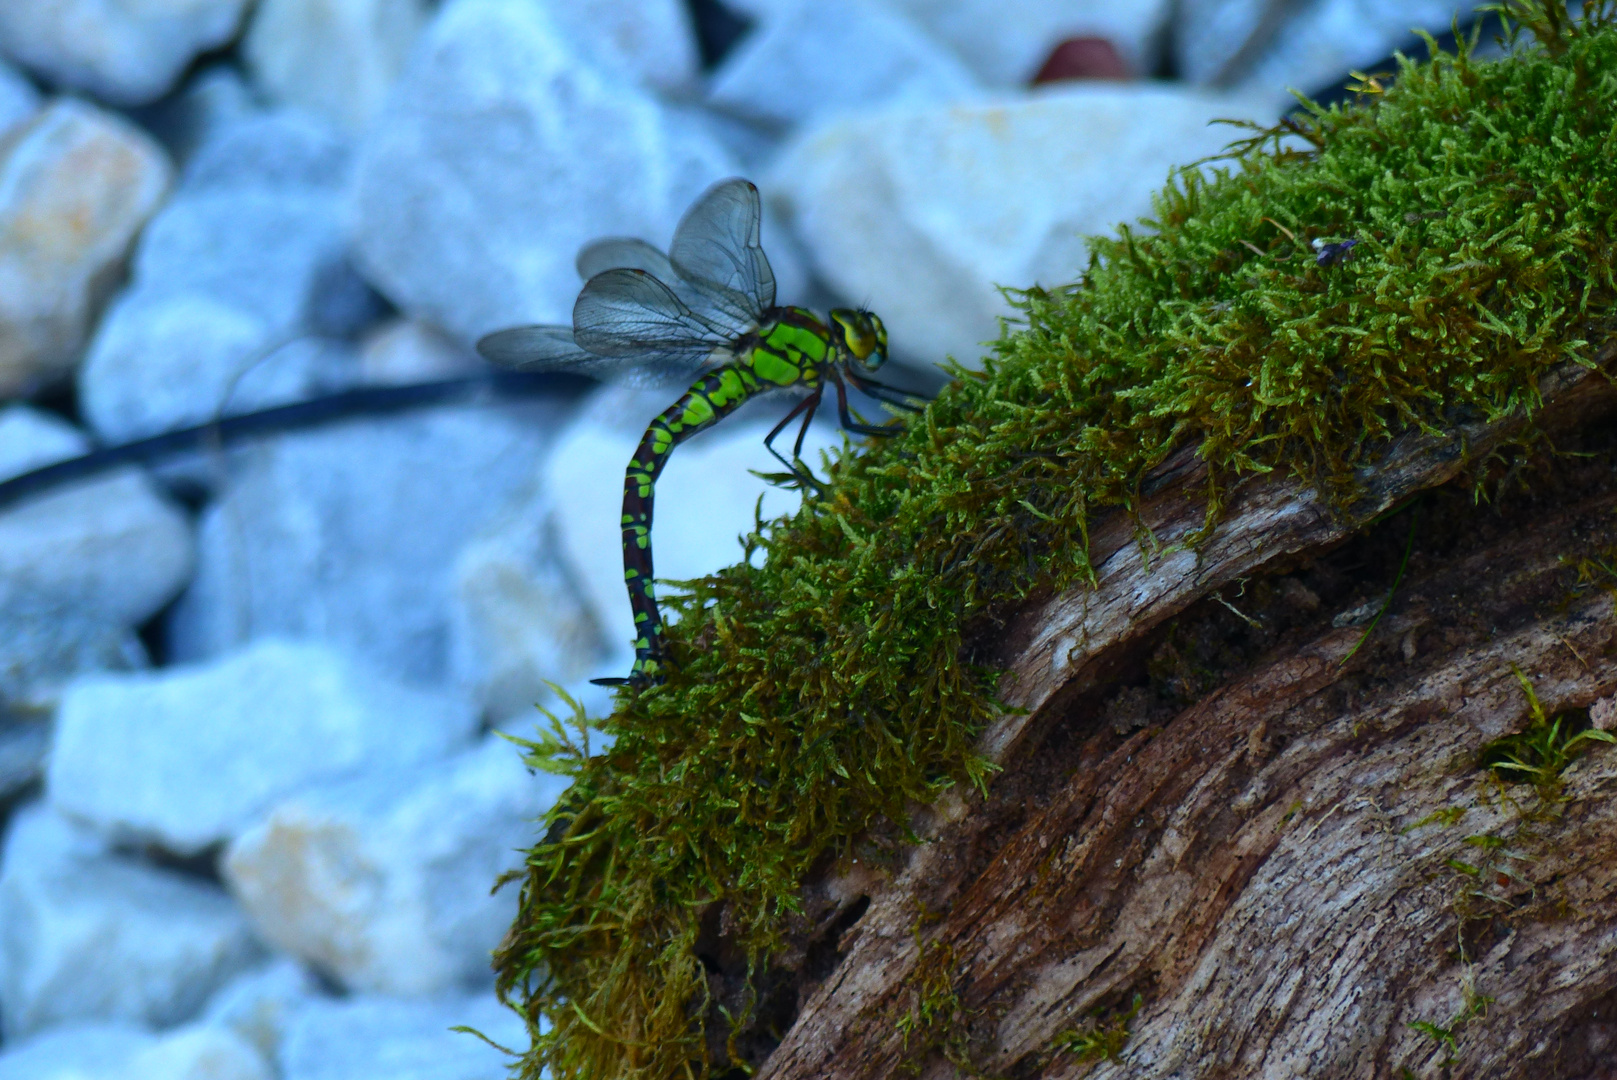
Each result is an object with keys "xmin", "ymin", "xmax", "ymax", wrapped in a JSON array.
[
  {"xmin": 1179, "ymin": 0, "xmax": 1487, "ymax": 101},
  {"xmin": 708, "ymin": 0, "xmax": 980, "ymax": 127},
  {"xmin": 126, "ymin": 1024, "xmax": 273, "ymax": 1080},
  {"xmin": 1243, "ymin": 0, "xmax": 1490, "ymax": 104},
  {"xmin": 349, "ymin": 0, "xmax": 735, "ymax": 344},
  {"xmin": 358, "ymin": 319, "xmax": 486, "ymax": 386},
  {"xmin": 449, "ymin": 488, "xmax": 611, "ymax": 724},
  {"xmin": 281, "ymin": 993, "xmax": 527, "ymax": 1080},
  {"xmin": 890, "ymin": 0, "xmax": 1172, "ymax": 85},
  {"xmin": 224, "ymin": 735, "xmax": 569, "ymax": 996},
  {"xmin": 165, "ymin": 402, "xmax": 568, "ymax": 686},
  {"xmin": 0, "ymin": 100, "xmax": 172, "ymax": 397},
  {"xmin": 536, "ymin": 0, "xmax": 700, "ymax": 92},
  {"xmin": 770, "ymin": 84, "xmax": 1275, "ymax": 366},
  {"xmin": 0, "ymin": 801, "xmax": 109, "ymax": 874},
  {"xmin": 0, "ymin": 406, "xmax": 192, "ymax": 707},
  {"xmin": 0, "ymin": 59, "xmax": 39, "ymax": 137},
  {"xmin": 202, "ymin": 956, "xmax": 324, "ymax": 1067},
  {"xmin": 47, "ymin": 639, "xmax": 482, "ymax": 856},
  {"xmin": 137, "ymin": 65, "xmax": 262, "ymax": 171},
  {"xmin": 79, "ymin": 112, "xmax": 362, "ymax": 444},
  {"xmin": 0, "ymin": 713, "xmax": 50, "ymax": 799},
  {"xmin": 245, "ymin": 0, "xmax": 430, "ymax": 135},
  {"xmin": 0, "ymin": 0, "xmax": 251, "ymax": 106},
  {"xmin": 1170, "ymin": 0, "xmax": 1494, "ymax": 101},
  {"xmin": 0, "ymin": 1021, "xmax": 156, "ymax": 1080},
  {"xmin": 0, "ymin": 805, "xmax": 262, "ymax": 1038},
  {"xmin": 545, "ymin": 387, "xmax": 841, "ymax": 665}
]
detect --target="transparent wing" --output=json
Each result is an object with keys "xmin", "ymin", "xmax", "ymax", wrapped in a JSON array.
[
  {"xmin": 576, "ymin": 238, "xmax": 676, "ymax": 283},
  {"xmin": 667, "ymin": 178, "xmax": 776, "ymax": 328},
  {"xmin": 578, "ymin": 233, "xmax": 760, "ymax": 339},
  {"xmin": 476, "ymin": 325, "xmax": 596, "ymax": 370},
  {"xmin": 572, "ymin": 268, "xmax": 732, "ymax": 381},
  {"xmin": 475, "ymin": 323, "xmax": 704, "ymax": 388}
]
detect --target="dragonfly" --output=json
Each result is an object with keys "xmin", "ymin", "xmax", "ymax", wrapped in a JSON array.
[{"xmin": 477, "ymin": 178, "xmax": 919, "ymax": 688}]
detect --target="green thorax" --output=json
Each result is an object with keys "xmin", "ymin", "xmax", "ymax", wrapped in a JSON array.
[{"xmin": 741, "ymin": 306, "xmax": 832, "ymax": 388}]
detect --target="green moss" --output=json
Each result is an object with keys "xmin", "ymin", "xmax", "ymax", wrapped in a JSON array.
[
  {"xmin": 1053, "ymin": 993, "xmax": 1144, "ymax": 1068},
  {"xmin": 1478, "ymin": 665, "xmax": 1616, "ymax": 814},
  {"xmin": 494, "ymin": 7, "xmax": 1617, "ymax": 1078}
]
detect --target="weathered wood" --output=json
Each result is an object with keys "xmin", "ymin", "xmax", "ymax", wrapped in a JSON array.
[{"xmin": 756, "ymin": 357, "xmax": 1617, "ymax": 1080}]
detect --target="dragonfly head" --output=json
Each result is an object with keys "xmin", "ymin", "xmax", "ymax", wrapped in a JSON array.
[{"xmin": 830, "ymin": 309, "xmax": 888, "ymax": 374}]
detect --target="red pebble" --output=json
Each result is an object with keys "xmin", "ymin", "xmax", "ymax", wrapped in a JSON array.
[{"xmin": 1031, "ymin": 37, "xmax": 1131, "ymax": 84}]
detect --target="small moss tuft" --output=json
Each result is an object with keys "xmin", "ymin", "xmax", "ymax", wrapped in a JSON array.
[{"xmin": 495, "ymin": 6, "xmax": 1617, "ymax": 1078}]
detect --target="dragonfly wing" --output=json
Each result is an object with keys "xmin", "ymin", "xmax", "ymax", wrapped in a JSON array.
[
  {"xmin": 574, "ymin": 267, "xmax": 732, "ymax": 356},
  {"xmin": 668, "ymin": 178, "xmax": 776, "ymax": 327},
  {"xmin": 476, "ymin": 323, "xmax": 701, "ymax": 387},
  {"xmin": 576, "ymin": 237, "xmax": 676, "ymax": 283},
  {"xmin": 578, "ymin": 234, "xmax": 758, "ymax": 338},
  {"xmin": 476, "ymin": 325, "xmax": 598, "ymax": 370}
]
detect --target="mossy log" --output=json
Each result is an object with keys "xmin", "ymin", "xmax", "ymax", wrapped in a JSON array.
[{"xmin": 754, "ymin": 360, "xmax": 1617, "ymax": 1080}]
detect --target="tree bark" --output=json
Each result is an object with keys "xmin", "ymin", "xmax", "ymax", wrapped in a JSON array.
[{"xmin": 750, "ymin": 358, "xmax": 1617, "ymax": 1080}]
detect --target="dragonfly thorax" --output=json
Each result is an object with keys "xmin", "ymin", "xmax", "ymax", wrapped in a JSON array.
[{"xmin": 742, "ymin": 306, "xmax": 834, "ymax": 389}]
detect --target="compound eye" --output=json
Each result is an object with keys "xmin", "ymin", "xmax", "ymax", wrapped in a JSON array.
[
  {"xmin": 869, "ymin": 315, "xmax": 889, "ymax": 367},
  {"xmin": 832, "ymin": 310, "xmax": 875, "ymax": 359}
]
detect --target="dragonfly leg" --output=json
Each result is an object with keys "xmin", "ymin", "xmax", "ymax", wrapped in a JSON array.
[
  {"xmin": 848, "ymin": 372, "xmax": 928, "ymax": 413},
  {"xmin": 763, "ymin": 390, "xmax": 824, "ymax": 489},
  {"xmin": 833, "ymin": 375, "xmax": 902, "ymax": 438}
]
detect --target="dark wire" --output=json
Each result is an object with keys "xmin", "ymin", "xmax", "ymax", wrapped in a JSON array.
[{"xmin": 0, "ymin": 371, "xmax": 591, "ymax": 512}]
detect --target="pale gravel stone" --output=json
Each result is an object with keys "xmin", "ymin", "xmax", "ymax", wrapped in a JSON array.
[
  {"xmin": 0, "ymin": 804, "xmax": 263, "ymax": 1039},
  {"xmin": 1178, "ymin": 0, "xmax": 1492, "ymax": 101},
  {"xmin": 0, "ymin": 100, "xmax": 172, "ymax": 397},
  {"xmin": 79, "ymin": 112, "xmax": 360, "ymax": 444},
  {"xmin": 202, "ymin": 956, "xmax": 324, "ymax": 1068},
  {"xmin": 0, "ymin": 1021, "xmax": 156, "ymax": 1080},
  {"xmin": 888, "ymin": 0, "xmax": 1173, "ymax": 85},
  {"xmin": 448, "ymin": 482, "xmax": 611, "ymax": 723},
  {"xmin": 0, "ymin": 59, "xmax": 39, "ymax": 137},
  {"xmin": 281, "ymin": 993, "xmax": 527, "ymax": 1080},
  {"xmin": 349, "ymin": 0, "xmax": 734, "ymax": 345},
  {"xmin": 0, "ymin": 0, "xmax": 252, "ymax": 106},
  {"xmin": 245, "ymin": 0, "xmax": 431, "ymax": 134},
  {"xmin": 164, "ymin": 402, "xmax": 566, "ymax": 686},
  {"xmin": 126, "ymin": 1024, "xmax": 273, "ymax": 1080},
  {"xmin": 223, "ymin": 735, "xmax": 570, "ymax": 996},
  {"xmin": 768, "ymin": 84, "xmax": 1275, "ymax": 367},
  {"xmin": 357, "ymin": 319, "xmax": 485, "ymax": 386},
  {"xmin": 47, "ymin": 638, "xmax": 481, "ymax": 856},
  {"xmin": 707, "ymin": 0, "xmax": 982, "ymax": 128},
  {"xmin": 0, "ymin": 405, "xmax": 192, "ymax": 707}
]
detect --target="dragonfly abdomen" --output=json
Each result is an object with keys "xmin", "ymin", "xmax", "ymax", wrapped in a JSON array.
[{"xmin": 617, "ymin": 362, "xmax": 767, "ymax": 684}]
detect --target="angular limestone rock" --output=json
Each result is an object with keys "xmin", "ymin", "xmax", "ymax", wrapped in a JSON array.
[
  {"xmin": 0, "ymin": 101, "xmax": 172, "ymax": 397},
  {"xmin": 165, "ymin": 402, "xmax": 567, "ymax": 685},
  {"xmin": 0, "ymin": 803, "xmax": 263, "ymax": 1038},
  {"xmin": 125, "ymin": 1024, "xmax": 273, "ymax": 1080},
  {"xmin": 0, "ymin": 405, "xmax": 192, "ymax": 707},
  {"xmin": 79, "ymin": 112, "xmax": 359, "ymax": 443},
  {"xmin": 245, "ymin": 0, "xmax": 429, "ymax": 135},
  {"xmin": 707, "ymin": 0, "xmax": 981, "ymax": 127},
  {"xmin": 202, "ymin": 956, "xmax": 324, "ymax": 1068},
  {"xmin": 769, "ymin": 84, "xmax": 1273, "ymax": 365},
  {"xmin": 349, "ymin": 0, "xmax": 732, "ymax": 344},
  {"xmin": 47, "ymin": 638, "xmax": 481, "ymax": 856},
  {"xmin": 280, "ymin": 993, "xmax": 526, "ymax": 1080},
  {"xmin": 0, "ymin": 1021, "xmax": 156, "ymax": 1080},
  {"xmin": 223, "ymin": 736, "xmax": 571, "ymax": 996},
  {"xmin": 0, "ymin": 0, "xmax": 251, "ymax": 106}
]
